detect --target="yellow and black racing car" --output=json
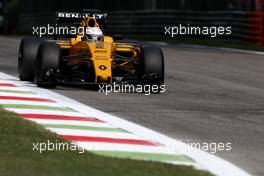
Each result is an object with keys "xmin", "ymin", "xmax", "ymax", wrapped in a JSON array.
[{"xmin": 18, "ymin": 11, "xmax": 164, "ymax": 89}]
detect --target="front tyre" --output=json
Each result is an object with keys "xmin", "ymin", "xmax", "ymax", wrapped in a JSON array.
[
  {"xmin": 35, "ymin": 42, "xmax": 61, "ymax": 88},
  {"xmin": 141, "ymin": 46, "xmax": 165, "ymax": 86},
  {"xmin": 18, "ymin": 38, "xmax": 43, "ymax": 81}
]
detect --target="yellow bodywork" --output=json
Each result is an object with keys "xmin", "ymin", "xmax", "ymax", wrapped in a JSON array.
[{"xmin": 53, "ymin": 17, "xmax": 140, "ymax": 83}]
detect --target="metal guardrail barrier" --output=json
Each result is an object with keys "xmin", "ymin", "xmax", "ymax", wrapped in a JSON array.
[
  {"xmin": 18, "ymin": 10, "xmax": 264, "ymax": 44},
  {"xmin": 108, "ymin": 10, "xmax": 264, "ymax": 44}
]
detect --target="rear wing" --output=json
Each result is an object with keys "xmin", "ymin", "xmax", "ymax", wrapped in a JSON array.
[
  {"xmin": 53, "ymin": 11, "xmax": 107, "ymax": 39},
  {"xmin": 55, "ymin": 12, "xmax": 107, "ymax": 26}
]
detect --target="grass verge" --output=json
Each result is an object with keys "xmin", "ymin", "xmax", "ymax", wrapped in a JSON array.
[{"xmin": 0, "ymin": 108, "xmax": 213, "ymax": 176}]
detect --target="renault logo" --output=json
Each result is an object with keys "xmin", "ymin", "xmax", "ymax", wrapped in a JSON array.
[{"xmin": 99, "ymin": 65, "xmax": 107, "ymax": 70}]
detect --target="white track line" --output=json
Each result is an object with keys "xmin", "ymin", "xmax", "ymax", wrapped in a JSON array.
[
  {"xmin": 0, "ymin": 100, "xmax": 64, "ymax": 107},
  {"xmin": 47, "ymin": 128, "xmax": 145, "ymax": 140},
  {"xmin": 0, "ymin": 92, "xmax": 50, "ymax": 98},
  {"xmin": 29, "ymin": 119, "xmax": 111, "ymax": 128},
  {"xmin": 0, "ymin": 87, "xmax": 35, "ymax": 91},
  {"xmin": 8, "ymin": 109, "xmax": 88, "ymax": 116}
]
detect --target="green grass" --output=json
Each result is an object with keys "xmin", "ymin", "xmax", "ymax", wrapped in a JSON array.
[{"xmin": 0, "ymin": 108, "xmax": 213, "ymax": 176}]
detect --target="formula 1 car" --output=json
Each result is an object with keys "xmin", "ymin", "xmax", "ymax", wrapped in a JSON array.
[{"xmin": 18, "ymin": 11, "xmax": 164, "ymax": 89}]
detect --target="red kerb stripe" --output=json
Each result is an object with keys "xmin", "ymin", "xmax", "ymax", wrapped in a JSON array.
[
  {"xmin": 63, "ymin": 135, "xmax": 159, "ymax": 146},
  {"xmin": 20, "ymin": 114, "xmax": 103, "ymax": 122},
  {"xmin": 0, "ymin": 96, "xmax": 55, "ymax": 102},
  {"xmin": 0, "ymin": 83, "xmax": 16, "ymax": 87}
]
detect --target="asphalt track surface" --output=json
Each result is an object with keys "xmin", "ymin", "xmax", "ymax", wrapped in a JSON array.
[{"xmin": 0, "ymin": 36, "xmax": 263, "ymax": 176}]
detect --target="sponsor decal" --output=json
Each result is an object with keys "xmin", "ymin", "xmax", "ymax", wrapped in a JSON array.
[
  {"xmin": 95, "ymin": 56, "xmax": 108, "ymax": 60},
  {"xmin": 94, "ymin": 49, "xmax": 107, "ymax": 54},
  {"xmin": 57, "ymin": 12, "xmax": 107, "ymax": 20}
]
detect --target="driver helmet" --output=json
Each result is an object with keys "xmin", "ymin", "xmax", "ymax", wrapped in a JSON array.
[{"xmin": 85, "ymin": 27, "xmax": 103, "ymax": 42}]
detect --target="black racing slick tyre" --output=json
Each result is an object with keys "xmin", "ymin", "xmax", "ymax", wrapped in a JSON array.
[
  {"xmin": 35, "ymin": 42, "xmax": 61, "ymax": 88},
  {"xmin": 18, "ymin": 38, "xmax": 43, "ymax": 81},
  {"xmin": 141, "ymin": 46, "xmax": 164, "ymax": 85}
]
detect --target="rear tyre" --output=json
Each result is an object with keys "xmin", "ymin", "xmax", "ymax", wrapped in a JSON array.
[
  {"xmin": 141, "ymin": 46, "xmax": 164, "ymax": 86},
  {"xmin": 35, "ymin": 42, "xmax": 61, "ymax": 87},
  {"xmin": 18, "ymin": 38, "xmax": 43, "ymax": 81}
]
